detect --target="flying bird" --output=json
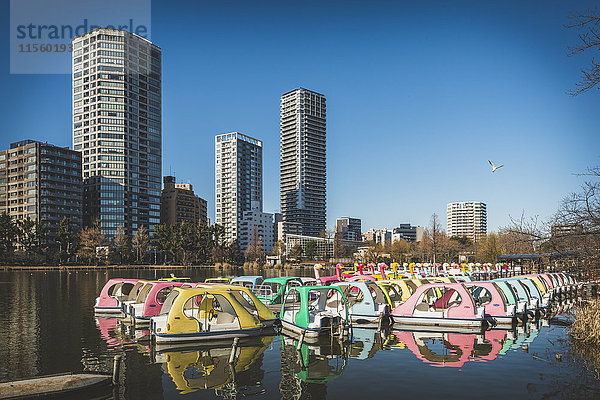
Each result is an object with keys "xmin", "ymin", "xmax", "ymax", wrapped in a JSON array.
[{"xmin": 488, "ymin": 160, "xmax": 504, "ymax": 173}]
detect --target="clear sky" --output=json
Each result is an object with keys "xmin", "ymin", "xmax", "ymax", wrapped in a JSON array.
[{"xmin": 1, "ymin": 0, "xmax": 599, "ymax": 233}]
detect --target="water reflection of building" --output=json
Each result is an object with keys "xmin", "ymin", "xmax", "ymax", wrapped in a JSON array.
[
  {"xmin": 0, "ymin": 273, "xmax": 41, "ymax": 379},
  {"xmin": 153, "ymin": 337, "xmax": 272, "ymax": 397},
  {"xmin": 279, "ymin": 335, "xmax": 348, "ymax": 399}
]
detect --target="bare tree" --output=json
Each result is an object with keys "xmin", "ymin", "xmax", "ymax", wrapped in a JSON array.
[
  {"xmin": 566, "ymin": 9, "xmax": 600, "ymax": 96},
  {"xmin": 132, "ymin": 225, "xmax": 150, "ymax": 264},
  {"xmin": 77, "ymin": 222, "xmax": 106, "ymax": 265},
  {"xmin": 113, "ymin": 225, "xmax": 131, "ymax": 264},
  {"xmin": 430, "ymin": 213, "xmax": 443, "ymax": 263},
  {"xmin": 245, "ymin": 226, "xmax": 265, "ymax": 263}
]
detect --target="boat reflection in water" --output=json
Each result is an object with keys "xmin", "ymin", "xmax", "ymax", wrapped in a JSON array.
[
  {"xmin": 151, "ymin": 336, "xmax": 273, "ymax": 396},
  {"xmin": 349, "ymin": 327, "xmax": 388, "ymax": 359},
  {"xmin": 279, "ymin": 334, "xmax": 348, "ymax": 400},
  {"xmin": 95, "ymin": 316, "xmax": 141, "ymax": 350},
  {"xmin": 389, "ymin": 329, "xmax": 509, "ymax": 367}
]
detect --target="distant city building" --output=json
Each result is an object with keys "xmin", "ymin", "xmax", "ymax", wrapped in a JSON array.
[
  {"xmin": 363, "ymin": 228, "xmax": 393, "ymax": 247},
  {"xmin": 273, "ymin": 212, "xmax": 283, "ymax": 242},
  {"xmin": 72, "ymin": 28, "xmax": 162, "ymax": 238},
  {"xmin": 285, "ymin": 234, "xmax": 334, "ymax": 260},
  {"xmin": 0, "ymin": 140, "xmax": 82, "ymax": 239},
  {"xmin": 392, "ymin": 224, "xmax": 424, "ymax": 243},
  {"xmin": 160, "ymin": 176, "xmax": 207, "ymax": 226},
  {"xmin": 239, "ymin": 201, "xmax": 274, "ymax": 253},
  {"xmin": 280, "ymin": 88, "xmax": 327, "ymax": 238},
  {"xmin": 215, "ymin": 132, "xmax": 263, "ymax": 245},
  {"xmin": 336, "ymin": 217, "xmax": 362, "ymax": 241},
  {"xmin": 446, "ymin": 201, "xmax": 487, "ymax": 242},
  {"xmin": 551, "ymin": 224, "xmax": 583, "ymax": 238}
]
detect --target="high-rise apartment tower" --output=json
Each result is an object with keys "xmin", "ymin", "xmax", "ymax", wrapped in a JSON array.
[
  {"xmin": 215, "ymin": 132, "xmax": 263, "ymax": 245},
  {"xmin": 446, "ymin": 201, "xmax": 487, "ymax": 242},
  {"xmin": 280, "ymin": 88, "xmax": 326, "ymax": 238},
  {"xmin": 72, "ymin": 28, "xmax": 161, "ymax": 238}
]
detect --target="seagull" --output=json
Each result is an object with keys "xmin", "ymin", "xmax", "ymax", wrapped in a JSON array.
[{"xmin": 488, "ymin": 160, "xmax": 504, "ymax": 173}]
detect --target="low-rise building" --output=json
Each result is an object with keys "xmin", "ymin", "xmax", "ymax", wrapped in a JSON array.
[
  {"xmin": 363, "ymin": 228, "xmax": 392, "ymax": 247},
  {"xmin": 239, "ymin": 201, "xmax": 274, "ymax": 253},
  {"xmin": 285, "ymin": 233, "xmax": 334, "ymax": 260},
  {"xmin": 160, "ymin": 176, "xmax": 208, "ymax": 225},
  {"xmin": 392, "ymin": 224, "xmax": 425, "ymax": 242},
  {"xmin": 336, "ymin": 217, "xmax": 362, "ymax": 241}
]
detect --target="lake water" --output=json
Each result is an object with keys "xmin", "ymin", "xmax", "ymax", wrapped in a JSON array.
[{"xmin": 1, "ymin": 268, "xmax": 599, "ymax": 399}]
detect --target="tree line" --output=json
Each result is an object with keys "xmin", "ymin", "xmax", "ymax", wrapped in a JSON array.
[{"xmin": 0, "ymin": 214, "xmax": 250, "ymax": 266}]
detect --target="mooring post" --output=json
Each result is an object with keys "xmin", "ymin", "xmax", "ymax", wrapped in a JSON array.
[
  {"xmin": 229, "ymin": 337, "xmax": 240, "ymax": 364},
  {"xmin": 377, "ymin": 313, "xmax": 384, "ymax": 332},
  {"xmin": 112, "ymin": 355, "xmax": 122, "ymax": 386},
  {"xmin": 297, "ymin": 330, "xmax": 305, "ymax": 351}
]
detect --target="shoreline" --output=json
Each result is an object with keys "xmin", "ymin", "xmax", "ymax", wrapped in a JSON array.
[{"xmin": 0, "ymin": 264, "xmax": 228, "ymax": 271}]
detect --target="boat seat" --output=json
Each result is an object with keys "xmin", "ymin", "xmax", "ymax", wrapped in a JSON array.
[
  {"xmin": 447, "ymin": 300, "xmax": 462, "ymax": 309},
  {"xmin": 216, "ymin": 312, "xmax": 235, "ymax": 324},
  {"xmin": 415, "ymin": 302, "xmax": 430, "ymax": 312},
  {"xmin": 208, "ymin": 315, "xmax": 240, "ymax": 331},
  {"xmin": 327, "ymin": 299, "xmax": 341, "ymax": 309}
]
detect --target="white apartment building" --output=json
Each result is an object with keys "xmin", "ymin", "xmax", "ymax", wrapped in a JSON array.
[
  {"xmin": 215, "ymin": 132, "xmax": 262, "ymax": 246},
  {"xmin": 446, "ymin": 201, "xmax": 487, "ymax": 242},
  {"xmin": 239, "ymin": 201, "xmax": 274, "ymax": 253},
  {"xmin": 72, "ymin": 28, "xmax": 161, "ymax": 238}
]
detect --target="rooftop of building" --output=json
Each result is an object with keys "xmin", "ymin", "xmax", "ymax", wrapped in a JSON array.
[
  {"xmin": 281, "ymin": 87, "xmax": 326, "ymax": 97},
  {"xmin": 215, "ymin": 132, "xmax": 262, "ymax": 146},
  {"xmin": 73, "ymin": 27, "xmax": 159, "ymax": 49},
  {"xmin": 8, "ymin": 139, "xmax": 72, "ymax": 151}
]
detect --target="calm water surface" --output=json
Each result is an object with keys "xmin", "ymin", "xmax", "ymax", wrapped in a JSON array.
[{"xmin": 1, "ymin": 269, "xmax": 599, "ymax": 399}]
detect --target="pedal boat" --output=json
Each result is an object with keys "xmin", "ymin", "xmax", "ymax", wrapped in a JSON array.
[
  {"xmin": 391, "ymin": 283, "xmax": 487, "ymax": 330},
  {"xmin": 494, "ymin": 278, "xmax": 542, "ymax": 317},
  {"xmin": 94, "ymin": 278, "xmax": 143, "ymax": 314},
  {"xmin": 255, "ymin": 277, "xmax": 303, "ymax": 305},
  {"xmin": 488, "ymin": 280, "xmax": 532, "ymax": 324},
  {"xmin": 466, "ymin": 282, "xmax": 518, "ymax": 327},
  {"xmin": 204, "ymin": 277, "xmax": 231, "ymax": 284},
  {"xmin": 279, "ymin": 286, "xmax": 350, "ymax": 342},
  {"xmin": 150, "ymin": 287, "xmax": 270, "ymax": 343},
  {"xmin": 331, "ymin": 281, "xmax": 393, "ymax": 327},
  {"xmin": 124, "ymin": 281, "xmax": 193, "ymax": 327},
  {"xmin": 230, "ymin": 276, "xmax": 264, "ymax": 291},
  {"xmin": 194, "ymin": 283, "xmax": 278, "ymax": 327}
]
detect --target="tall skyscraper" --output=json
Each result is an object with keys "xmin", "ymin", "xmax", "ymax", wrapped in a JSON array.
[
  {"xmin": 280, "ymin": 88, "xmax": 326, "ymax": 238},
  {"xmin": 0, "ymin": 140, "xmax": 82, "ymax": 239},
  {"xmin": 446, "ymin": 201, "xmax": 487, "ymax": 242},
  {"xmin": 215, "ymin": 132, "xmax": 263, "ymax": 245},
  {"xmin": 72, "ymin": 28, "xmax": 162, "ymax": 238}
]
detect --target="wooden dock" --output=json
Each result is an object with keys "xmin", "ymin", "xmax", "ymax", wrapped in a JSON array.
[{"xmin": 0, "ymin": 373, "xmax": 111, "ymax": 399}]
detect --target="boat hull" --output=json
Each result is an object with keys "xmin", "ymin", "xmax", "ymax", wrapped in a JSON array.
[
  {"xmin": 392, "ymin": 315, "xmax": 486, "ymax": 330},
  {"xmin": 153, "ymin": 327, "xmax": 267, "ymax": 343},
  {"xmin": 280, "ymin": 320, "xmax": 346, "ymax": 342},
  {"xmin": 93, "ymin": 306, "xmax": 123, "ymax": 315}
]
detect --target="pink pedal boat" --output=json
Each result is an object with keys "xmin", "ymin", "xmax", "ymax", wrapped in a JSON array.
[
  {"xmin": 94, "ymin": 278, "xmax": 144, "ymax": 314},
  {"xmin": 391, "ymin": 283, "xmax": 488, "ymax": 331},
  {"xmin": 123, "ymin": 281, "xmax": 195, "ymax": 327}
]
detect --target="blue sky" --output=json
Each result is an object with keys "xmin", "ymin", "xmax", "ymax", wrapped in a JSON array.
[{"xmin": 1, "ymin": 0, "xmax": 599, "ymax": 233}]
